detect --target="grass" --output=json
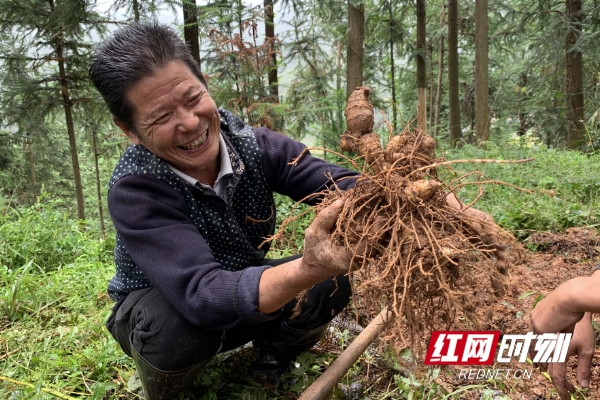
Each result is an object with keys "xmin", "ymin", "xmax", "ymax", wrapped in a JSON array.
[
  {"xmin": 440, "ymin": 138, "xmax": 600, "ymax": 239},
  {"xmin": 2, "ymin": 139, "xmax": 600, "ymax": 399}
]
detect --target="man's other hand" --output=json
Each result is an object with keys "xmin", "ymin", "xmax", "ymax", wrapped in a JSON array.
[{"xmin": 530, "ymin": 278, "xmax": 594, "ymax": 400}]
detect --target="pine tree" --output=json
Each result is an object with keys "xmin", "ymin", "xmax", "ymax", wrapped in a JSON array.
[{"xmin": 0, "ymin": 0, "xmax": 107, "ymax": 219}]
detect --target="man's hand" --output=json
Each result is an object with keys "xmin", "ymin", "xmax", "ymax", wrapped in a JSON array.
[
  {"xmin": 258, "ymin": 199, "xmax": 350, "ymax": 314},
  {"xmin": 301, "ymin": 199, "xmax": 351, "ymax": 282},
  {"xmin": 531, "ymin": 314, "xmax": 594, "ymax": 400},
  {"xmin": 530, "ymin": 276, "xmax": 596, "ymax": 400}
]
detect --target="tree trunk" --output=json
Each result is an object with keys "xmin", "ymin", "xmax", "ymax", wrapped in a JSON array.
[
  {"xmin": 346, "ymin": 1, "xmax": 365, "ymax": 98},
  {"xmin": 92, "ymin": 130, "xmax": 105, "ymax": 237},
  {"xmin": 448, "ymin": 0, "xmax": 461, "ymax": 147},
  {"xmin": 25, "ymin": 138, "xmax": 36, "ymax": 189},
  {"xmin": 183, "ymin": 0, "xmax": 201, "ymax": 67},
  {"xmin": 416, "ymin": 0, "xmax": 427, "ymax": 131},
  {"xmin": 518, "ymin": 72, "xmax": 527, "ymax": 136},
  {"xmin": 264, "ymin": 0, "xmax": 278, "ymax": 101},
  {"xmin": 336, "ymin": 40, "xmax": 344, "ymax": 139},
  {"xmin": 428, "ymin": 42, "xmax": 434, "ymax": 130},
  {"xmin": 434, "ymin": 4, "xmax": 445, "ymax": 138},
  {"xmin": 566, "ymin": 0, "xmax": 584, "ymax": 149},
  {"xmin": 475, "ymin": 0, "xmax": 490, "ymax": 143},
  {"xmin": 50, "ymin": 0, "xmax": 85, "ymax": 220},
  {"xmin": 388, "ymin": 0, "xmax": 397, "ymax": 131},
  {"xmin": 132, "ymin": 0, "xmax": 140, "ymax": 21}
]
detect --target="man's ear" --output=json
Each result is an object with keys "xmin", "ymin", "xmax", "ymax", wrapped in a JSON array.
[{"xmin": 113, "ymin": 116, "xmax": 141, "ymax": 145}]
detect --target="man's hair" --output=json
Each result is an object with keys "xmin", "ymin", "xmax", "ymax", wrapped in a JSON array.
[{"xmin": 89, "ymin": 22, "xmax": 207, "ymax": 130}]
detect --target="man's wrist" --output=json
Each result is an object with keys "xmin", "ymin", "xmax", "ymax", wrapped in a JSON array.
[
  {"xmin": 568, "ymin": 272, "xmax": 600, "ymax": 315},
  {"xmin": 297, "ymin": 257, "xmax": 332, "ymax": 286}
]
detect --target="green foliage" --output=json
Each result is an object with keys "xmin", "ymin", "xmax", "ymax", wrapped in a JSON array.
[
  {"xmin": 0, "ymin": 198, "xmax": 114, "ymax": 322},
  {"xmin": 442, "ymin": 137, "xmax": 600, "ymax": 238},
  {"xmin": 0, "ymin": 196, "xmax": 113, "ymax": 272},
  {"xmin": 268, "ymin": 193, "xmax": 314, "ymax": 257}
]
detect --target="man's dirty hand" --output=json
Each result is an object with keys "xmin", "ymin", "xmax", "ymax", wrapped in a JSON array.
[
  {"xmin": 301, "ymin": 199, "xmax": 351, "ymax": 281},
  {"xmin": 530, "ymin": 277, "xmax": 595, "ymax": 400}
]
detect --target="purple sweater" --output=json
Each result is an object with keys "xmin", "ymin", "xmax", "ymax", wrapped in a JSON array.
[{"xmin": 108, "ymin": 122, "xmax": 358, "ymax": 330}]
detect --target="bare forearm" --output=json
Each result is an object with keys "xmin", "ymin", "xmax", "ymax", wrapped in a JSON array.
[
  {"xmin": 531, "ymin": 270, "xmax": 600, "ymax": 334},
  {"xmin": 257, "ymin": 199, "xmax": 351, "ymax": 315},
  {"xmin": 567, "ymin": 270, "xmax": 600, "ymax": 315},
  {"xmin": 257, "ymin": 257, "xmax": 330, "ymax": 314}
]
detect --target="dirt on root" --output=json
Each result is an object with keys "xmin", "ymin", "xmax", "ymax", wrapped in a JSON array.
[{"xmin": 320, "ymin": 228, "xmax": 600, "ymax": 400}]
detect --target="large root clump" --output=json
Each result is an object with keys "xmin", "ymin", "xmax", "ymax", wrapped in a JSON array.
[{"xmin": 323, "ymin": 86, "xmax": 512, "ymax": 355}]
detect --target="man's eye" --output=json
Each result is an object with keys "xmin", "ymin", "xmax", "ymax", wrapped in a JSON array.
[
  {"xmin": 154, "ymin": 114, "xmax": 170, "ymax": 124},
  {"xmin": 187, "ymin": 95, "xmax": 200, "ymax": 106}
]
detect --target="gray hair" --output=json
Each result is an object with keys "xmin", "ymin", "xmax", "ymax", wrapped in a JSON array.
[{"xmin": 89, "ymin": 22, "xmax": 207, "ymax": 130}]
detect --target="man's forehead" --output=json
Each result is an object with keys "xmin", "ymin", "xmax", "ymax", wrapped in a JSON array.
[{"xmin": 144, "ymin": 83, "xmax": 203, "ymax": 118}]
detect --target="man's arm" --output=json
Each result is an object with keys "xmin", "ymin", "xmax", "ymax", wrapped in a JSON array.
[
  {"xmin": 257, "ymin": 200, "xmax": 349, "ymax": 313},
  {"xmin": 531, "ymin": 270, "xmax": 600, "ymax": 332},
  {"xmin": 529, "ymin": 269, "xmax": 600, "ymax": 399},
  {"xmin": 254, "ymin": 127, "xmax": 359, "ymax": 204},
  {"xmin": 109, "ymin": 175, "xmax": 349, "ymax": 328}
]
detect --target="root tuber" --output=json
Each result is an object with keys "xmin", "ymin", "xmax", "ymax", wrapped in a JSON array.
[{"xmin": 322, "ymin": 87, "xmax": 513, "ymax": 356}]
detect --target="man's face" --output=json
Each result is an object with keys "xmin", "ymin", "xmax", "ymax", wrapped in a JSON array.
[{"xmin": 116, "ymin": 59, "xmax": 221, "ymax": 183}]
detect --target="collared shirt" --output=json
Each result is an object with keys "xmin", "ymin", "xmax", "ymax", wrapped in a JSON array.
[{"xmin": 167, "ymin": 133, "xmax": 234, "ymax": 202}]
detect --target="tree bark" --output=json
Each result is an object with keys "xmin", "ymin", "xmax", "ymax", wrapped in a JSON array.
[
  {"xmin": 183, "ymin": 0, "xmax": 201, "ymax": 67},
  {"xmin": 448, "ymin": 0, "xmax": 461, "ymax": 147},
  {"xmin": 428, "ymin": 42, "xmax": 434, "ymax": 130},
  {"xmin": 25, "ymin": 138, "xmax": 36, "ymax": 189},
  {"xmin": 264, "ymin": 0, "xmax": 278, "ymax": 101},
  {"xmin": 132, "ymin": 0, "xmax": 140, "ymax": 21},
  {"xmin": 336, "ymin": 40, "xmax": 344, "ymax": 139},
  {"xmin": 346, "ymin": 1, "xmax": 365, "ymax": 98},
  {"xmin": 92, "ymin": 130, "xmax": 105, "ymax": 238},
  {"xmin": 475, "ymin": 0, "xmax": 490, "ymax": 143},
  {"xmin": 434, "ymin": 4, "xmax": 445, "ymax": 138},
  {"xmin": 518, "ymin": 72, "xmax": 527, "ymax": 136},
  {"xmin": 416, "ymin": 0, "xmax": 427, "ymax": 131},
  {"xmin": 50, "ymin": 0, "xmax": 85, "ymax": 220},
  {"xmin": 566, "ymin": 0, "xmax": 584, "ymax": 149},
  {"xmin": 388, "ymin": 0, "xmax": 397, "ymax": 130}
]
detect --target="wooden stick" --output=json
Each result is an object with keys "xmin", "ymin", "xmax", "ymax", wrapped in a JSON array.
[{"xmin": 299, "ymin": 308, "xmax": 394, "ymax": 400}]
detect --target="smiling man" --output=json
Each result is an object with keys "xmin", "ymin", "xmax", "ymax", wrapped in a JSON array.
[{"xmin": 90, "ymin": 23, "xmax": 358, "ymax": 399}]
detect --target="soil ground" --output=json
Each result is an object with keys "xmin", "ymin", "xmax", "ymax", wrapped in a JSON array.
[{"xmin": 318, "ymin": 227, "xmax": 600, "ymax": 400}]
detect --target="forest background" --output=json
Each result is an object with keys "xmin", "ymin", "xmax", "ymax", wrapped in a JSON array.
[{"xmin": 2, "ymin": 0, "xmax": 600, "ymax": 399}]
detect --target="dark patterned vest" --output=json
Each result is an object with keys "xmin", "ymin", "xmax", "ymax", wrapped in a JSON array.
[{"xmin": 107, "ymin": 110, "xmax": 276, "ymax": 301}]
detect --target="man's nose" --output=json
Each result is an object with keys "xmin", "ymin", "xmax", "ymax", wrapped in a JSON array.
[{"xmin": 176, "ymin": 107, "xmax": 198, "ymax": 133}]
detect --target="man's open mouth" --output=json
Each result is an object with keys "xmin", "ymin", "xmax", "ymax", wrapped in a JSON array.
[{"xmin": 180, "ymin": 129, "xmax": 208, "ymax": 150}]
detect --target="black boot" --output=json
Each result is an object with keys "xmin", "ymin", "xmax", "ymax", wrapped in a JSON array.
[
  {"xmin": 131, "ymin": 345, "xmax": 212, "ymax": 400},
  {"xmin": 251, "ymin": 321, "xmax": 329, "ymax": 385}
]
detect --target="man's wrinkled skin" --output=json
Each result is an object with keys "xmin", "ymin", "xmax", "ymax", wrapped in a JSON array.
[{"xmin": 529, "ymin": 270, "xmax": 600, "ymax": 399}]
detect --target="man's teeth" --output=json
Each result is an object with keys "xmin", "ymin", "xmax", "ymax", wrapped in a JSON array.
[{"xmin": 181, "ymin": 131, "xmax": 208, "ymax": 150}]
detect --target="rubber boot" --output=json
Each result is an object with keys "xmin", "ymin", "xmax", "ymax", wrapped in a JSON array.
[
  {"xmin": 251, "ymin": 321, "xmax": 329, "ymax": 385},
  {"xmin": 131, "ymin": 345, "xmax": 212, "ymax": 400}
]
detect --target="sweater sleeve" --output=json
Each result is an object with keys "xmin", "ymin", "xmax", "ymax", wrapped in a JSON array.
[
  {"xmin": 108, "ymin": 174, "xmax": 282, "ymax": 330},
  {"xmin": 253, "ymin": 127, "xmax": 359, "ymax": 205}
]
